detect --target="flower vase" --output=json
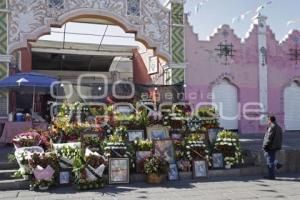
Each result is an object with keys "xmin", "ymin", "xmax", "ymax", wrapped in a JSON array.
[
  {"xmin": 225, "ymin": 164, "xmax": 231, "ymax": 169},
  {"xmin": 39, "ymin": 185, "xmax": 49, "ymax": 191},
  {"xmin": 23, "ymin": 175, "xmax": 29, "ymax": 180},
  {"xmin": 147, "ymin": 174, "xmax": 163, "ymax": 184}
]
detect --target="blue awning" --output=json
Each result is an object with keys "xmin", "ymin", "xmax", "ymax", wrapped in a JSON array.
[{"xmin": 0, "ymin": 72, "xmax": 57, "ymax": 88}]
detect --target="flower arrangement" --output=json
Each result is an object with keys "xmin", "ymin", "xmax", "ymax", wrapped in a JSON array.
[
  {"xmin": 12, "ymin": 132, "xmax": 41, "ymax": 148},
  {"xmin": 81, "ymin": 135, "xmax": 102, "ymax": 150},
  {"xmin": 184, "ymin": 134, "xmax": 210, "ymax": 163},
  {"xmin": 28, "ymin": 153, "xmax": 59, "ymax": 190},
  {"xmin": 104, "ymin": 134, "xmax": 131, "ymax": 158},
  {"xmin": 163, "ymin": 112, "xmax": 187, "ymax": 130},
  {"xmin": 214, "ymin": 130, "xmax": 243, "ymax": 167},
  {"xmin": 197, "ymin": 106, "xmax": 220, "ymax": 129},
  {"xmin": 144, "ymin": 155, "xmax": 168, "ymax": 176},
  {"xmin": 134, "ymin": 139, "xmax": 153, "ymax": 151},
  {"xmin": 72, "ymin": 149, "xmax": 106, "ymax": 190}
]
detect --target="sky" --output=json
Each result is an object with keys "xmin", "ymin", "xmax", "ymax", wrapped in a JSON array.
[
  {"xmin": 40, "ymin": 0, "xmax": 300, "ymax": 45},
  {"xmin": 162, "ymin": 0, "xmax": 300, "ymax": 41}
]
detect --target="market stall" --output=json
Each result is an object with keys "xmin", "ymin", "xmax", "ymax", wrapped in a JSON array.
[{"xmin": 11, "ymin": 102, "xmax": 243, "ymax": 191}]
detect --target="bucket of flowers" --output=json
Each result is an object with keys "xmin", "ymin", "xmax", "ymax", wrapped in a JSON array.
[
  {"xmin": 144, "ymin": 155, "xmax": 168, "ymax": 184},
  {"xmin": 14, "ymin": 146, "xmax": 45, "ymax": 180},
  {"xmin": 72, "ymin": 149, "xmax": 106, "ymax": 190},
  {"xmin": 12, "ymin": 131, "xmax": 41, "ymax": 149},
  {"xmin": 214, "ymin": 130, "xmax": 243, "ymax": 169},
  {"xmin": 28, "ymin": 152, "xmax": 59, "ymax": 190},
  {"xmin": 56, "ymin": 145, "xmax": 81, "ymax": 169}
]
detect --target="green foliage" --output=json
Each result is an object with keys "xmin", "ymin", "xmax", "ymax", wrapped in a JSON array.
[
  {"xmin": 144, "ymin": 155, "xmax": 168, "ymax": 176},
  {"xmin": 7, "ymin": 153, "xmax": 16, "ymax": 163},
  {"xmin": 134, "ymin": 140, "xmax": 153, "ymax": 151}
]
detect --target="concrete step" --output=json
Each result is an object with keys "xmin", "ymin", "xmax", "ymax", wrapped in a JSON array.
[
  {"xmin": 0, "ymin": 179, "xmax": 30, "ymax": 191},
  {"xmin": 0, "ymin": 169, "xmax": 18, "ymax": 180},
  {"xmin": 0, "ymin": 162, "xmax": 19, "ymax": 170}
]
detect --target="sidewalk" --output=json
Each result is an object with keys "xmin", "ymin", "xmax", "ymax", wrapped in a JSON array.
[{"xmin": 0, "ymin": 174, "xmax": 299, "ymax": 200}]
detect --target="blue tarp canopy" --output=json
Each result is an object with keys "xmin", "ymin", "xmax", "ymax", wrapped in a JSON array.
[{"xmin": 0, "ymin": 72, "xmax": 57, "ymax": 88}]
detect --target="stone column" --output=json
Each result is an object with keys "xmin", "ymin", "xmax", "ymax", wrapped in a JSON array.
[
  {"xmin": 0, "ymin": 0, "xmax": 10, "ymax": 116},
  {"xmin": 254, "ymin": 13, "xmax": 268, "ymax": 124},
  {"xmin": 166, "ymin": 0, "xmax": 186, "ymax": 85}
]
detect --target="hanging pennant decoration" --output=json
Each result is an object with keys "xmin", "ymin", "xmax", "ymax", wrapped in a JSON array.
[
  {"xmin": 287, "ymin": 19, "xmax": 300, "ymax": 26},
  {"xmin": 193, "ymin": 0, "xmax": 209, "ymax": 14},
  {"xmin": 232, "ymin": 0, "xmax": 273, "ymax": 24}
]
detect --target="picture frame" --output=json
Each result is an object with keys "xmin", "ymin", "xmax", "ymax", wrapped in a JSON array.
[
  {"xmin": 148, "ymin": 56, "xmax": 158, "ymax": 74},
  {"xmin": 127, "ymin": 130, "xmax": 145, "ymax": 142},
  {"xmin": 193, "ymin": 160, "xmax": 208, "ymax": 179},
  {"xmin": 212, "ymin": 153, "xmax": 224, "ymax": 169},
  {"xmin": 208, "ymin": 128, "xmax": 223, "ymax": 144},
  {"xmin": 171, "ymin": 133, "xmax": 182, "ymax": 140},
  {"xmin": 147, "ymin": 125, "xmax": 169, "ymax": 140},
  {"xmin": 168, "ymin": 163, "xmax": 179, "ymax": 181},
  {"xmin": 154, "ymin": 139, "xmax": 175, "ymax": 164},
  {"xmin": 109, "ymin": 158, "xmax": 130, "ymax": 184},
  {"xmin": 59, "ymin": 171, "xmax": 70, "ymax": 185},
  {"xmin": 136, "ymin": 151, "xmax": 151, "ymax": 173}
]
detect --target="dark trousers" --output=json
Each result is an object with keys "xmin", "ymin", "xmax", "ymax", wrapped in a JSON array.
[{"xmin": 264, "ymin": 150, "xmax": 277, "ymax": 178}]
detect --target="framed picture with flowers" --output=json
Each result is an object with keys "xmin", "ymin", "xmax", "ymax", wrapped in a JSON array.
[
  {"xmin": 147, "ymin": 125, "xmax": 169, "ymax": 140},
  {"xmin": 154, "ymin": 139, "xmax": 175, "ymax": 164},
  {"xmin": 193, "ymin": 160, "xmax": 208, "ymax": 179},
  {"xmin": 109, "ymin": 158, "xmax": 130, "ymax": 184}
]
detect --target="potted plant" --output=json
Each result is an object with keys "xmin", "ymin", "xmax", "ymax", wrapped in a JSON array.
[{"xmin": 144, "ymin": 155, "xmax": 168, "ymax": 184}]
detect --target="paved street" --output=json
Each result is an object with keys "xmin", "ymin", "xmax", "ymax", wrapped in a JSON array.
[{"xmin": 1, "ymin": 174, "xmax": 299, "ymax": 200}]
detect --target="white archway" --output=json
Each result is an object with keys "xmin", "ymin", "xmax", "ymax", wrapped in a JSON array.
[
  {"xmin": 8, "ymin": 0, "xmax": 171, "ymax": 60},
  {"xmin": 284, "ymin": 81, "xmax": 300, "ymax": 130},
  {"xmin": 212, "ymin": 79, "xmax": 238, "ymax": 130}
]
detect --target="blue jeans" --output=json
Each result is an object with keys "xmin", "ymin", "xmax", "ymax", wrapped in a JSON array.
[{"xmin": 264, "ymin": 150, "xmax": 277, "ymax": 178}]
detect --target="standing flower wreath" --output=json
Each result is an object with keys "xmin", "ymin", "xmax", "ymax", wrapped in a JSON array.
[{"xmin": 214, "ymin": 131, "xmax": 243, "ymax": 167}]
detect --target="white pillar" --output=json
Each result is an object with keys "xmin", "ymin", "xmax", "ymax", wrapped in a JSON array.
[{"xmin": 254, "ymin": 14, "xmax": 268, "ymax": 124}]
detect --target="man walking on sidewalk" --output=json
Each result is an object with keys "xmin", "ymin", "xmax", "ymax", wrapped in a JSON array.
[{"xmin": 263, "ymin": 116, "xmax": 283, "ymax": 180}]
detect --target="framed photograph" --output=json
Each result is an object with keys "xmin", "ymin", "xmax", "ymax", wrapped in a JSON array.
[
  {"xmin": 212, "ymin": 153, "xmax": 224, "ymax": 169},
  {"xmin": 127, "ymin": 130, "xmax": 145, "ymax": 142},
  {"xmin": 208, "ymin": 128, "xmax": 223, "ymax": 144},
  {"xmin": 168, "ymin": 164, "xmax": 179, "ymax": 181},
  {"xmin": 59, "ymin": 171, "xmax": 70, "ymax": 184},
  {"xmin": 109, "ymin": 158, "xmax": 130, "ymax": 184},
  {"xmin": 148, "ymin": 56, "xmax": 158, "ymax": 74},
  {"xmin": 154, "ymin": 140, "xmax": 175, "ymax": 164},
  {"xmin": 136, "ymin": 151, "xmax": 151, "ymax": 173},
  {"xmin": 115, "ymin": 105, "xmax": 134, "ymax": 114},
  {"xmin": 171, "ymin": 133, "xmax": 182, "ymax": 140},
  {"xmin": 193, "ymin": 160, "xmax": 208, "ymax": 179},
  {"xmin": 147, "ymin": 125, "xmax": 169, "ymax": 140}
]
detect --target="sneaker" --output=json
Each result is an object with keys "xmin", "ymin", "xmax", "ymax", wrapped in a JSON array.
[{"xmin": 276, "ymin": 163, "xmax": 283, "ymax": 170}]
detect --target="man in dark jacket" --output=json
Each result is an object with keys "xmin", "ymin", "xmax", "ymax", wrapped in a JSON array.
[{"xmin": 262, "ymin": 116, "xmax": 283, "ymax": 179}]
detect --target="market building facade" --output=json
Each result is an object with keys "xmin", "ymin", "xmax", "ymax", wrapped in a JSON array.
[
  {"xmin": 0, "ymin": 0, "xmax": 186, "ymax": 117},
  {"xmin": 0, "ymin": 0, "xmax": 300, "ymax": 134},
  {"xmin": 185, "ymin": 14, "xmax": 300, "ymax": 133}
]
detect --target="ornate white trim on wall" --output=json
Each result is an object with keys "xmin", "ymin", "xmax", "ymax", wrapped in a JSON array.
[{"xmin": 7, "ymin": 0, "xmax": 171, "ymax": 59}]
